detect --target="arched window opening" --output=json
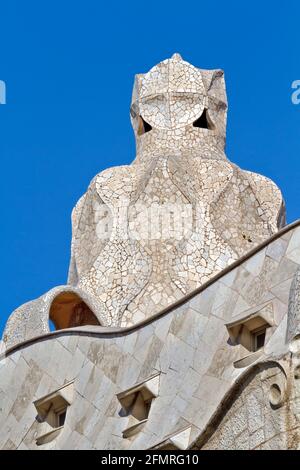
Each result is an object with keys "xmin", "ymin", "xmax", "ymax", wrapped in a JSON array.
[{"xmin": 49, "ymin": 292, "xmax": 100, "ymax": 330}]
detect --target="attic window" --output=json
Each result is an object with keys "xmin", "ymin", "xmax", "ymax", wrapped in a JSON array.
[
  {"xmin": 34, "ymin": 381, "xmax": 74, "ymax": 446},
  {"xmin": 225, "ymin": 302, "xmax": 275, "ymax": 368},
  {"xmin": 193, "ymin": 108, "xmax": 214, "ymax": 130},
  {"xmin": 253, "ymin": 327, "xmax": 266, "ymax": 351},
  {"xmin": 138, "ymin": 115, "xmax": 152, "ymax": 135},
  {"xmin": 57, "ymin": 410, "xmax": 67, "ymax": 427},
  {"xmin": 117, "ymin": 372, "xmax": 160, "ymax": 439},
  {"xmin": 227, "ymin": 314, "xmax": 271, "ymax": 353}
]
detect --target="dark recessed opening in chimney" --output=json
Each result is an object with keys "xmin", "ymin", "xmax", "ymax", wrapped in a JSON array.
[
  {"xmin": 193, "ymin": 108, "xmax": 214, "ymax": 130},
  {"xmin": 138, "ymin": 116, "xmax": 152, "ymax": 135}
]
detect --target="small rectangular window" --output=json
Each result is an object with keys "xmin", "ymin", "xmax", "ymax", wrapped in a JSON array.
[
  {"xmin": 57, "ymin": 410, "xmax": 67, "ymax": 427},
  {"xmin": 34, "ymin": 381, "xmax": 74, "ymax": 446},
  {"xmin": 253, "ymin": 328, "xmax": 266, "ymax": 351},
  {"xmin": 117, "ymin": 372, "xmax": 160, "ymax": 439}
]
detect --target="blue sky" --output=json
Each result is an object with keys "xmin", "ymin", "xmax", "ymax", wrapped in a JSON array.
[{"xmin": 0, "ymin": 1, "xmax": 299, "ymax": 334}]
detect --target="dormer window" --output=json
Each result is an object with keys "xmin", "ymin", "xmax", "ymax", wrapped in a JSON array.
[
  {"xmin": 117, "ymin": 372, "xmax": 160, "ymax": 439},
  {"xmin": 34, "ymin": 381, "xmax": 74, "ymax": 446},
  {"xmin": 252, "ymin": 327, "xmax": 267, "ymax": 351},
  {"xmin": 225, "ymin": 302, "xmax": 275, "ymax": 368},
  {"xmin": 57, "ymin": 410, "xmax": 67, "ymax": 427}
]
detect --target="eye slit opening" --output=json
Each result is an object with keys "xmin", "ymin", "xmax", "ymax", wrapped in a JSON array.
[
  {"xmin": 130, "ymin": 107, "xmax": 137, "ymax": 119},
  {"xmin": 193, "ymin": 108, "xmax": 214, "ymax": 130},
  {"xmin": 138, "ymin": 115, "xmax": 152, "ymax": 135}
]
